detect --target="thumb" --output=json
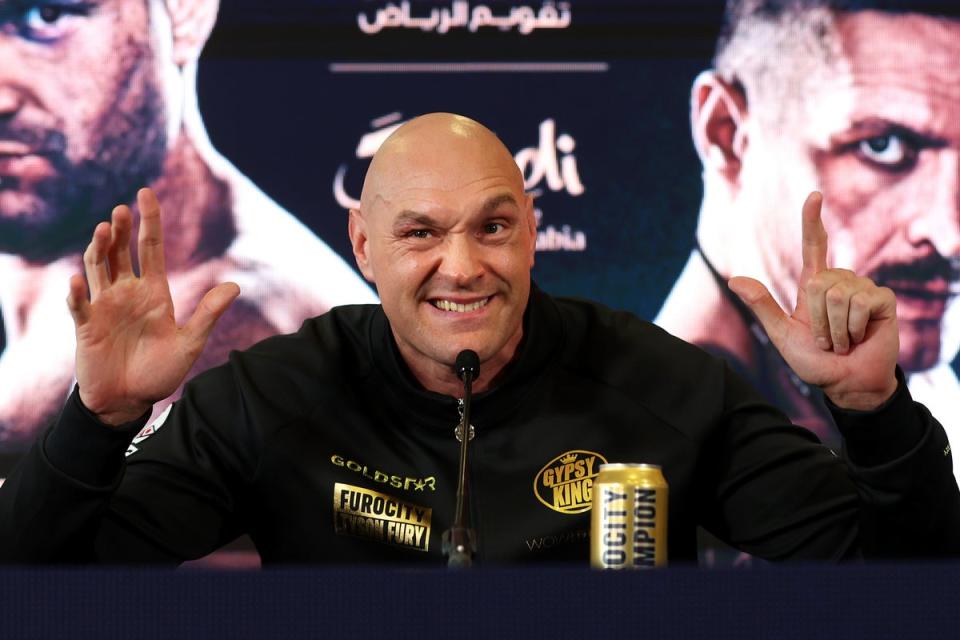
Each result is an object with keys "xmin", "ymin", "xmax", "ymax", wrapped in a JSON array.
[
  {"xmin": 728, "ymin": 276, "xmax": 790, "ymax": 348},
  {"xmin": 181, "ymin": 282, "xmax": 241, "ymax": 352}
]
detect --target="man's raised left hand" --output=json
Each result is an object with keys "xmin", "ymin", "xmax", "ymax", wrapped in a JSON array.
[{"xmin": 728, "ymin": 191, "xmax": 899, "ymax": 411}]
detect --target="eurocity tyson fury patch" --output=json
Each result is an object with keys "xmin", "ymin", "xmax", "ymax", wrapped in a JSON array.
[
  {"xmin": 534, "ymin": 450, "xmax": 608, "ymax": 514},
  {"xmin": 333, "ymin": 483, "xmax": 432, "ymax": 552}
]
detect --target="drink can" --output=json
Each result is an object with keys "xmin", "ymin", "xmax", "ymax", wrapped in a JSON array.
[{"xmin": 590, "ymin": 463, "xmax": 668, "ymax": 568}]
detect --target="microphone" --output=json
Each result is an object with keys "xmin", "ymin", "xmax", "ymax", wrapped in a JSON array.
[
  {"xmin": 443, "ymin": 349, "xmax": 480, "ymax": 568},
  {"xmin": 455, "ymin": 349, "xmax": 480, "ymax": 381}
]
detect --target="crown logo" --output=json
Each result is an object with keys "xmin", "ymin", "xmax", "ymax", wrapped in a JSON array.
[{"xmin": 560, "ymin": 453, "xmax": 578, "ymax": 464}]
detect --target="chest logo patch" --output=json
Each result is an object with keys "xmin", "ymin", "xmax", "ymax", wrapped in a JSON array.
[
  {"xmin": 534, "ymin": 450, "xmax": 607, "ymax": 514},
  {"xmin": 333, "ymin": 483, "xmax": 432, "ymax": 552}
]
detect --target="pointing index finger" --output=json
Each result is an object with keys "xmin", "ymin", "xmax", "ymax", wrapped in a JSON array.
[
  {"xmin": 801, "ymin": 191, "xmax": 828, "ymax": 277},
  {"xmin": 137, "ymin": 187, "xmax": 166, "ymax": 277}
]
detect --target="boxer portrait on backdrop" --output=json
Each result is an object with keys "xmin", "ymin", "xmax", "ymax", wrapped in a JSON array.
[
  {"xmin": 657, "ymin": 0, "xmax": 960, "ymax": 471},
  {"xmin": 0, "ymin": 0, "xmax": 376, "ymax": 448}
]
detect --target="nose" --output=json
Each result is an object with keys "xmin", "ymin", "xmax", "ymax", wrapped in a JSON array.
[
  {"xmin": 905, "ymin": 151, "xmax": 960, "ymax": 258},
  {"xmin": 438, "ymin": 233, "xmax": 485, "ymax": 285},
  {"xmin": 0, "ymin": 39, "xmax": 27, "ymax": 118},
  {"xmin": 0, "ymin": 86, "xmax": 24, "ymax": 117}
]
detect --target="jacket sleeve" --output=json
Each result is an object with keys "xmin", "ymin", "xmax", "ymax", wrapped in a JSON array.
[
  {"xmin": 830, "ymin": 371, "xmax": 960, "ymax": 558},
  {"xmin": 0, "ymin": 366, "xmax": 258, "ymax": 564},
  {"xmin": 700, "ymin": 366, "xmax": 960, "ymax": 560}
]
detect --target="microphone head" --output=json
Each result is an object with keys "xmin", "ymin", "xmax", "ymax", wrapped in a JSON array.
[{"xmin": 454, "ymin": 349, "xmax": 480, "ymax": 381}]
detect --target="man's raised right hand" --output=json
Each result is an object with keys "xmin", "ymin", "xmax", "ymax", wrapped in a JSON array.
[{"xmin": 66, "ymin": 188, "xmax": 240, "ymax": 426}]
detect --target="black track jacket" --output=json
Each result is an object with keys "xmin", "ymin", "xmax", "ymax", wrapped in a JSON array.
[{"xmin": 2, "ymin": 285, "xmax": 958, "ymax": 564}]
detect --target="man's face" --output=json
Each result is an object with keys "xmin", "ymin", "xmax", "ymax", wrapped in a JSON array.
[
  {"xmin": 738, "ymin": 11, "xmax": 960, "ymax": 372},
  {"xmin": 0, "ymin": 0, "xmax": 167, "ymax": 262},
  {"xmin": 356, "ymin": 131, "xmax": 537, "ymax": 374}
]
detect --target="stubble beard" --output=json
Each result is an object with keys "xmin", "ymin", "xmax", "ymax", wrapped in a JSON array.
[{"xmin": 0, "ymin": 81, "xmax": 168, "ymax": 264}]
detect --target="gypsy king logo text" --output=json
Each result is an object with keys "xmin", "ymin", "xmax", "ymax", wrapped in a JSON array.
[{"xmin": 533, "ymin": 450, "xmax": 607, "ymax": 514}]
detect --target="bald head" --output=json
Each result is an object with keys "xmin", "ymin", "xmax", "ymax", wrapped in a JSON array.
[
  {"xmin": 346, "ymin": 112, "xmax": 537, "ymax": 395},
  {"xmin": 359, "ymin": 113, "xmax": 524, "ymax": 214}
]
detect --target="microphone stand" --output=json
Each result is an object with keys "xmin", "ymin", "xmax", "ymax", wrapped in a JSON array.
[{"xmin": 443, "ymin": 350, "xmax": 479, "ymax": 568}]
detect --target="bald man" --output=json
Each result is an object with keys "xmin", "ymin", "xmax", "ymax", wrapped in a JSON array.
[{"xmin": 1, "ymin": 114, "xmax": 957, "ymax": 564}]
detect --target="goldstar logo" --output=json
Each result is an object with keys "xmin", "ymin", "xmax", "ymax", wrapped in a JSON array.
[
  {"xmin": 534, "ymin": 450, "xmax": 607, "ymax": 514},
  {"xmin": 330, "ymin": 454, "xmax": 436, "ymax": 492}
]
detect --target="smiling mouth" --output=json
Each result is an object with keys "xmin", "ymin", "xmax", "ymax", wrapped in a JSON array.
[{"xmin": 431, "ymin": 297, "xmax": 491, "ymax": 313}]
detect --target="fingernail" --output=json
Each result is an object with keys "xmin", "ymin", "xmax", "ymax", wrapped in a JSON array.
[
  {"xmin": 817, "ymin": 337, "xmax": 831, "ymax": 350},
  {"xmin": 834, "ymin": 344, "xmax": 848, "ymax": 355}
]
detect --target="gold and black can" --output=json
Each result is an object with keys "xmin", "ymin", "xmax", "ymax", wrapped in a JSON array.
[{"xmin": 590, "ymin": 463, "xmax": 668, "ymax": 569}]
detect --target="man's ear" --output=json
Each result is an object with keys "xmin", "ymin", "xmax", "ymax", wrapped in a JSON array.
[
  {"xmin": 163, "ymin": 0, "xmax": 220, "ymax": 67},
  {"xmin": 348, "ymin": 209, "xmax": 376, "ymax": 283},
  {"xmin": 690, "ymin": 70, "xmax": 749, "ymax": 186},
  {"xmin": 524, "ymin": 194, "xmax": 537, "ymax": 268}
]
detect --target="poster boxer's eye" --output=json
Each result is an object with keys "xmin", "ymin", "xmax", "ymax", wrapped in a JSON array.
[
  {"xmin": 21, "ymin": 2, "xmax": 92, "ymax": 42},
  {"xmin": 857, "ymin": 134, "xmax": 916, "ymax": 171}
]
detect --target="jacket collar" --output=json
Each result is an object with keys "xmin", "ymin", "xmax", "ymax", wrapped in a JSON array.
[{"xmin": 366, "ymin": 282, "xmax": 564, "ymax": 431}]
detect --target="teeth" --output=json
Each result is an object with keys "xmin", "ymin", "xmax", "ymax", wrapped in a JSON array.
[{"xmin": 433, "ymin": 298, "xmax": 489, "ymax": 313}]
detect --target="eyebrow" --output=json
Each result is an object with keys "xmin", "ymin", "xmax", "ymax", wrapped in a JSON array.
[
  {"xmin": 477, "ymin": 193, "xmax": 520, "ymax": 215},
  {"xmin": 391, "ymin": 193, "xmax": 521, "ymax": 232},
  {"xmin": 392, "ymin": 211, "xmax": 439, "ymax": 232}
]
